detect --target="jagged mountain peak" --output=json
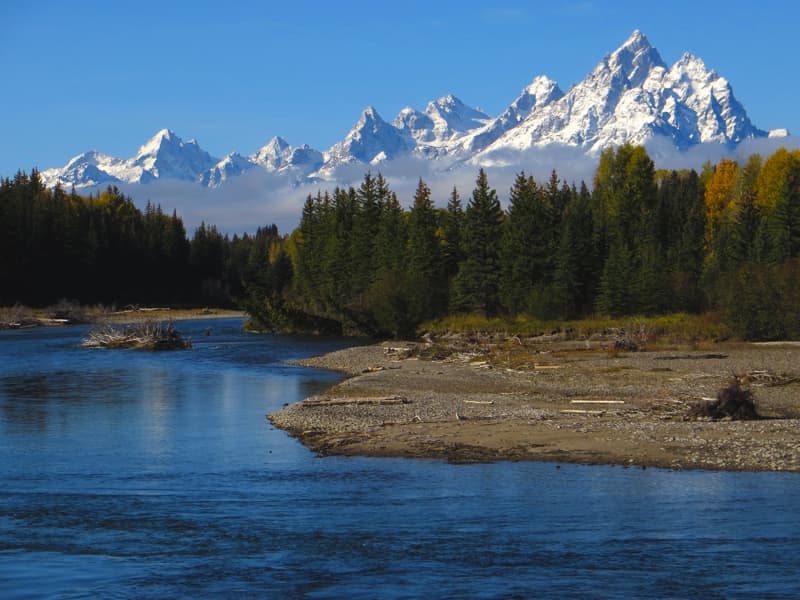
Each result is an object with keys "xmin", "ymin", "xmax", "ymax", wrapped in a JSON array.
[
  {"xmin": 426, "ymin": 95, "xmax": 489, "ymax": 137},
  {"xmin": 612, "ymin": 29, "xmax": 659, "ymax": 65},
  {"xmin": 151, "ymin": 127, "xmax": 175, "ymax": 140},
  {"xmin": 252, "ymin": 136, "xmax": 292, "ymax": 164},
  {"xmin": 523, "ymin": 75, "xmax": 561, "ymax": 95},
  {"xmin": 597, "ymin": 29, "xmax": 666, "ymax": 88},
  {"xmin": 620, "ymin": 29, "xmax": 649, "ymax": 50},
  {"xmin": 391, "ymin": 95, "xmax": 491, "ymax": 156},
  {"xmin": 428, "ymin": 94, "xmax": 467, "ymax": 113},
  {"xmin": 64, "ymin": 150, "xmax": 104, "ymax": 169},
  {"xmin": 249, "ymin": 136, "xmax": 323, "ymax": 175},
  {"xmin": 358, "ymin": 106, "xmax": 384, "ymax": 125},
  {"xmin": 511, "ymin": 76, "xmax": 564, "ymax": 117},
  {"xmin": 429, "ymin": 94, "xmax": 487, "ymax": 117},
  {"xmin": 456, "ymin": 75, "xmax": 565, "ymax": 156},
  {"xmin": 131, "ymin": 128, "xmax": 218, "ymax": 181},
  {"xmin": 201, "ymin": 152, "xmax": 256, "ymax": 188},
  {"xmin": 394, "ymin": 105, "xmax": 429, "ymax": 124},
  {"xmin": 135, "ymin": 128, "xmax": 179, "ymax": 157},
  {"xmin": 670, "ymin": 52, "xmax": 718, "ymax": 82},
  {"xmin": 393, "ymin": 107, "xmax": 434, "ymax": 139},
  {"xmin": 676, "ymin": 51, "xmax": 703, "ymax": 66},
  {"xmin": 268, "ymin": 135, "xmax": 291, "ymax": 148},
  {"xmin": 348, "ymin": 106, "xmax": 400, "ymax": 141},
  {"xmin": 430, "ymin": 93, "xmax": 457, "ymax": 107},
  {"xmin": 322, "ymin": 106, "xmax": 412, "ymax": 169},
  {"xmin": 221, "ymin": 151, "xmax": 245, "ymax": 162},
  {"xmin": 475, "ymin": 30, "xmax": 766, "ymax": 160},
  {"xmin": 41, "ymin": 30, "xmax": 776, "ymax": 190}
]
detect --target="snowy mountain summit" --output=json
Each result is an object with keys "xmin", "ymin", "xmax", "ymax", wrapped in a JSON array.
[
  {"xmin": 41, "ymin": 31, "xmax": 782, "ymax": 190},
  {"xmin": 476, "ymin": 30, "xmax": 768, "ymax": 163},
  {"xmin": 43, "ymin": 129, "xmax": 220, "ymax": 188}
]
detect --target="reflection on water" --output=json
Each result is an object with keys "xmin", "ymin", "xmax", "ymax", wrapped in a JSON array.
[
  {"xmin": 1, "ymin": 319, "xmax": 799, "ymax": 599},
  {"xmin": 1, "ymin": 369, "xmax": 132, "ymax": 433}
]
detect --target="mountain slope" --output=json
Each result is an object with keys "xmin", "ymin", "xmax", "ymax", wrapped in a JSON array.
[
  {"xmin": 41, "ymin": 31, "xmax": 779, "ymax": 190},
  {"xmin": 42, "ymin": 129, "xmax": 221, "ymax": 188},
  {"xmin": 322, "ymin": 106, "xmax": 414, "ymax": 171},
  {"xmin": 477, "ymin": 30, "xmax": 766, "ymax": 161},
  {"xmin": 393, "ymin": 95, "xmax": 493, "ymax": 159}
]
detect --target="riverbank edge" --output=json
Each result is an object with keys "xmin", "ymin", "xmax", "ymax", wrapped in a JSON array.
[
  {"xmin": 270, "ymin": 340, "xmax": 800, "ymax": 472},
  {"xmin": 0, "ymin": 307, "xmax": 246, "ymax": 330}
]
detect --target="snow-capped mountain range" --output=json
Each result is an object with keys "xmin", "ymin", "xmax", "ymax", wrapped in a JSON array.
[{"xmin": 41, "ymin": 31, "xmax": 786, "ymax": 190}]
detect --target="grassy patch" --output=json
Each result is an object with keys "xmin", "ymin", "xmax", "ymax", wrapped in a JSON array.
[{"xmin": 421, "ymin": 312, "xmax": 731, "ymax": 346}]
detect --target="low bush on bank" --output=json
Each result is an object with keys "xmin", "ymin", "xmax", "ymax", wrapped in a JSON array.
[
  {"xmin": 47, "ymin": 298, "xmax": 88, "ymax": 323},
  {"xmin": 421, "ymin": 312, "xmax": 731, "ymax": 347},
  {"xmin": 0, "ymin": 304, "xmax": 36, "ymax": 329}
]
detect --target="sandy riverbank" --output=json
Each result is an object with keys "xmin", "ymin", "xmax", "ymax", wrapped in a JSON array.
[{"xmin": 270, "ymin": 338, "xmax": 800, "ymax": 471}]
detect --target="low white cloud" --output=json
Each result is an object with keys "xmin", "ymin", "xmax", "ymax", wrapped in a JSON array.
[
  {"xmin": 645, "ymin": 135, "xmax": 800, "ymax": 170},
  {"xmin": 89, "ymin": 136, "xmax": 800, "ymax": 236}
]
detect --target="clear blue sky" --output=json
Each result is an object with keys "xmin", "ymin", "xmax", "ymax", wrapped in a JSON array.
[{"xmin": 1, "ymin": 0, "xmax": 797, "ymax": 178}]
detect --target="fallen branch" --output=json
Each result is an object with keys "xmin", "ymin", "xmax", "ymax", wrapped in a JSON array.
[
  {"xmin": 570, "ymin": 400, "xmax": 625, "ymax": 404},
  {"xmin": 656, "ymin": 353, "xmax": 728, "ymax": 360},
  {"xmin": 302, "ymin": 395, "xmax": 410, "ymax": 407}
]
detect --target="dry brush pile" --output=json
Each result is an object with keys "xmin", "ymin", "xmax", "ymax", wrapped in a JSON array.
[{"xmin": 81, "ymin": 321, "xmax": 191, "ymax": 350}]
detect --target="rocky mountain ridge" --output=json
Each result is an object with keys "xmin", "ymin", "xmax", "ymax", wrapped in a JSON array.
[{"xmin": 41, "ymin": 31, "xmax": 784, "ymax": 190}]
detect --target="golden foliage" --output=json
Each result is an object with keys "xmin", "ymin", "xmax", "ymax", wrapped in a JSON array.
[
  {"xmin": 755, "ymin": 147, "xmax": 800, "ymax": 213},
  {"xmin": 704, "ymin": 158, "xmax": 740, "ymax": 227}
]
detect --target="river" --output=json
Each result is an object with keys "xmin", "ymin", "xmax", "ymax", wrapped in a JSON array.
[{"xmin": 1, "ymin": 318, "xmax": 798, "ymax": 598}]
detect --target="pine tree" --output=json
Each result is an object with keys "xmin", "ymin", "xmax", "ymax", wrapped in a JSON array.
[
  {"xmin": 592, "ymin": 144, "xmax": 657, "ymax": 315},
  {"xmin": 451, "ymin": 169, "xmax": 504, "ymax": 316},
  {"xmin": 552, "ymin": 182, "xmax": 596, "ymax": 318},
  {"xmin": 441, "ymin": 186, "xmax": 464, "ymax": 282},
  {"xmin": 597, "ymin": 239, "xmax": 635, "ymax": 316},
  {"xmin": 351, "ymin": 172, "xmax": 382, "ymax": 292},
  {"xmin": 322, "ymin": 187, "xmax": 357, "ymax": 315},
  {"xmin": 499, "ymin": 173, "xmax": 546, "ymax": 314},
  {"xmin": 360, "ymin": 190, "xmax": 410, "ymax": 337},
  {"xmin": 373, "ymin": 191, "xmax": 406, "ymax": 275},
  {"xmin": 406, "ymin": 178, "xmax": 445, "ymax": 324},
  {"xmin": 295, "ymin": 192, "xmax": 326, "ymax": 305}
]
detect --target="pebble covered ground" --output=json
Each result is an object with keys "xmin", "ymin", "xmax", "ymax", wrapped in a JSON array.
[{"xmin": 272, "ymin": 339, "xmax": 800, "ymax": 471}]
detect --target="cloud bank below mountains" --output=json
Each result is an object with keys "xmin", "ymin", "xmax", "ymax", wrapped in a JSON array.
[{"xmin": 99, "ymin": 135, "xmax": 800, "ymax": 236}]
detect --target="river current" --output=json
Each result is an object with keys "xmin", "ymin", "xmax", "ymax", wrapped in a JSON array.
[{"xmin": 1, "ymin": 318, "xmax": 798, "ymax": 598}]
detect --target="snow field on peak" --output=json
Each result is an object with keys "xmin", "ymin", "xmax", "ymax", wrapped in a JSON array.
[{"xmin": 41, "ymin": 30, "xmax": 774, "ymax": 190}]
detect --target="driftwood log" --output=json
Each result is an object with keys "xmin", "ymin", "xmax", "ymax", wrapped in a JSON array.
[{"xmin": 686, "ymin": 379, "xmax": 759, "ymax": 420}]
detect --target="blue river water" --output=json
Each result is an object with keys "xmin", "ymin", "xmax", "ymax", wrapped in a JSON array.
[{"xmin": 1, "ymin": 318, "xmax": 799, "ymax": 599}]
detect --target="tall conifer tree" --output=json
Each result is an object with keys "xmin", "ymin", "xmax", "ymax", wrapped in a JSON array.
[
  {"xmin": 407, "ymin": 178, "xmax": 444, "ymax": 323},
  {"xmin": 499, "ymin": 173, "xmax": 545, "ymax": 313},
  {"xmin": 442, "ymin": 186, "xmax": 464, "ymax": 283},
  {"xmin": 451, "ymin": 169, "xmax": 504, "ymax": 316}
]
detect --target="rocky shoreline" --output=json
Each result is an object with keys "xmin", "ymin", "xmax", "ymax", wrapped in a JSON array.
[{"xmin": 270, "ymin": 337, "xmax": 800, "ymax": 471}]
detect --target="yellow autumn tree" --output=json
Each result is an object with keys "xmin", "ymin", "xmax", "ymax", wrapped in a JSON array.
[
  {"xmin": 756, "ymin": 147, "xmax": 800, "ymax": 214},
  {"xmin": 704, "ymin": 158, "xmax": 740, "ymax": 244}
]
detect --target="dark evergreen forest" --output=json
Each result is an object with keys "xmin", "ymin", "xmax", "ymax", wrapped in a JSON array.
[
  {"xmin": 256, "ymin": 145, "xmax": 800, "ymax": 340},
  {"xmin": 3, "ymin": 144, "xmax": 800, "ymax": 340},
  {"xmin": 0, "ymin": 171, "xmax": 281, "ymax": 308}
]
